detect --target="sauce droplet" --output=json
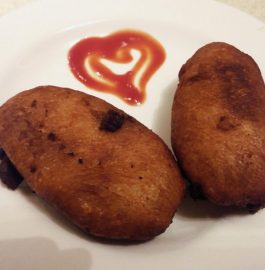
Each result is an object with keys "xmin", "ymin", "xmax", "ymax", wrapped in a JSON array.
[{"xmin": 68, "ymin": 29, "xmax": 166, "ymax": 105}]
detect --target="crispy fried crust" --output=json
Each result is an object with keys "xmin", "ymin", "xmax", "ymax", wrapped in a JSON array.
[
  {"xmin": 0, "ymin": 86, "xmax": 185, "ymax": 240},
  {"xmin": 172, "ymin": 42, "xmax": 265, "ymax": 211}
]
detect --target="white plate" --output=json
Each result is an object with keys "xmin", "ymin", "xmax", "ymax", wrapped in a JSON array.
[{"xmin": 0, "ymin": 0, "xmax": 265, "ymax": 269}]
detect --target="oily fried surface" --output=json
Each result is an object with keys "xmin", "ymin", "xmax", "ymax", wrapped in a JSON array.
[
  {"xmin": 0, "ymin": 86, "xmax": 185, "ymax": 241},
  {"xmin": 172, "ymin": 42, "xmax": 265, "ymax": 211}
]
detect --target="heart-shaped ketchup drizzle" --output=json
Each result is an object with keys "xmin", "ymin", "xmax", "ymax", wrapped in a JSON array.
[{"xmin": 68, "ymin": 29, "xmax": 166, "ymax": 105}]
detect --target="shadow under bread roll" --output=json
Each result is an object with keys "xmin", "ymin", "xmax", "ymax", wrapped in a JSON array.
[
  {"xmin": 0, "ymin": 85, "xmax": 185, "ymax": 241},
  {"xmin": 171, "ymin": 42, "xmax": 265, "ymax": 212}
]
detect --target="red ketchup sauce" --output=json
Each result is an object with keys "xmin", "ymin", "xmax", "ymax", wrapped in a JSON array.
[{"xmin": 68, "ymin": 29, "xmax": 166, "ymax": 105}]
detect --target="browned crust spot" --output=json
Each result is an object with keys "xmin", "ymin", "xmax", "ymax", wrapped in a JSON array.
[
  {"xmin": 216, "ymin": 62, "xmax": 261, "ymax": 119},
  {"xmin": 216, "ymin": 116, "xmax": 238, "ymax": 131},
  {"xmin": 47, "ymin": 132, "xmax": 57, "ymax": 141},
  {"xmin": 99, "ymin": 110, "xmax": 125, "ymax": 132},
  {"xmin": 31, "ymin": 100, "xmax": 37, "ymax": 108},
  {"xmin": 30, "ymin": 164, "xmax": 37, "ymax": 173}
]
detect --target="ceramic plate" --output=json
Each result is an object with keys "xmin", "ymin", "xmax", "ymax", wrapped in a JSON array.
[{"xmin": 0, "ymin": 0, "xmax": 265, "ymax": 269}]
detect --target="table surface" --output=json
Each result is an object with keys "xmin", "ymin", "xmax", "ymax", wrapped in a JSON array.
[{"xmin": 0, "ymin": 0, "xmax": 264, "ymax": 22}]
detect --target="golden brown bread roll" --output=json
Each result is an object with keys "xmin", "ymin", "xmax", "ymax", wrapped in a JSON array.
[
  {"xmin": 0, "ymin": 86, "xmax": 185, "ymax": 240},
  {"xmin": 171, "ymin": 42, "xmax": 265, "ymax": 212}
]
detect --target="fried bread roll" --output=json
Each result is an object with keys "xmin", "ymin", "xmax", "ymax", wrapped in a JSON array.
[
  {"xmin": 0, "ymin": 86, "xmax": 185, "ymax": 240},
  {"xmin": 172, "ymin": 42, "xmax": 265, "ymax": 212}
]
